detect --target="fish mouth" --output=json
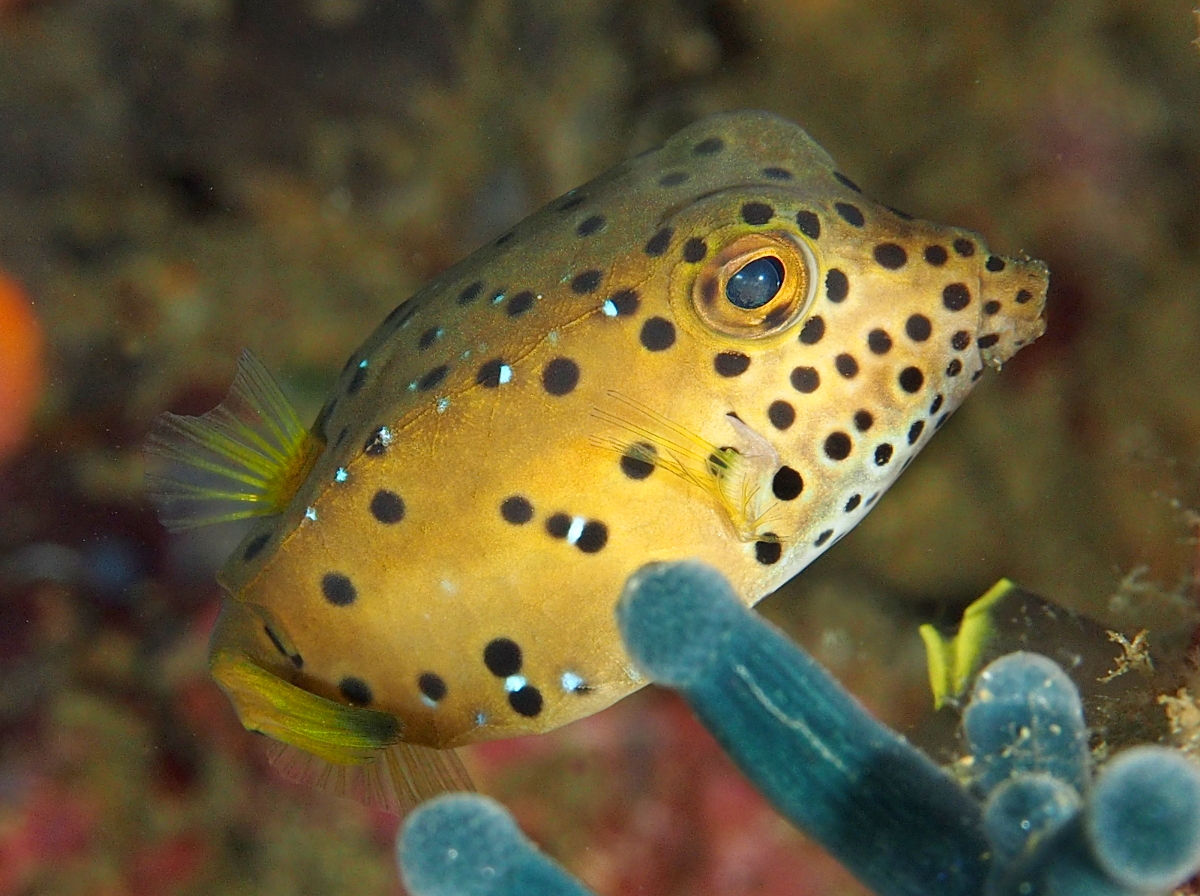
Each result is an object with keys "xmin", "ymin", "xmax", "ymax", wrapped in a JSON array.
[{"xmin": 975, "ymin": 255, "xmax": 1050, "ymax": 369}]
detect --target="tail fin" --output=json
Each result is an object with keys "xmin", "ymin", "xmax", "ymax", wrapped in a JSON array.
[{"xmin": 144, "ymin": 351, "xmax": 320, "ymax": 530}]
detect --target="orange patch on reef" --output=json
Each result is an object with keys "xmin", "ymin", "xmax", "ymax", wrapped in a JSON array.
[{"xmin": 0, "ymin": 272, "xmax": 44, "ymax": 461}]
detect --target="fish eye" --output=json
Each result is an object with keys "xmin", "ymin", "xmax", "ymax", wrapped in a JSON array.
[
  {"xmin": 726, "ymin": 256, "xmax": 784, "ymax": 309},
  {"xmin": 683, "ymin": 231, "xmax": 818, "ymax": 340}
]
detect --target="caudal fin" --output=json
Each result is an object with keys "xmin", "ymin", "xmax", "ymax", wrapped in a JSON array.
[{"xmin": 144, "ymin": 351, "xmax": 320, "ymax": 530}]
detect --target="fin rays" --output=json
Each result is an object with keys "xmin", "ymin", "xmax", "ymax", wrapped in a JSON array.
[
  {"xmin": 591, "ymin": 391, "xmax": 779, "ymax": 541},
  {"xmin": 214, "ymin": 649, "xmax": 474, "ymax": 815},
  {"xmin": 144, "ymin": 350, "xmax": 319, "ymax": 530},
  {"xmin": 265, "ymin": 740, "xmax": 474, "ymax": 817}
]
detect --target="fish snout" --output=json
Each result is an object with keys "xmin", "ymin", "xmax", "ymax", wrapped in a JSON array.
[{"xmin": 977, "ymin": 255, "xmax": 1049, "ymax": 368}]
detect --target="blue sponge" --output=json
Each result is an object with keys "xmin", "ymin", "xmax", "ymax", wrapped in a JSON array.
[
  {"xmin": 962, "ymin": 652, "xmax": 1089, "ymax": 795},
  {"xmin": 617, "ymin": 560, "xmax": 988, "ymax": 896},
  {"xmin": 396, "ymin": 562, "xmax": 1200, "ymax": 896},
  {"xmin": 398, "ymin": 793, "xmax": 597, "ymax": 896},
  {"xmin": 1086, "ymin": 745, "xmax": 1200, "ymax": 892}
]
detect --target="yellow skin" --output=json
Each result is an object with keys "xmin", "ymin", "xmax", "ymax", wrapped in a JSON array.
[{"xmin": 149, "ymin": 111, "xmax": 1047, "ymax": 812}]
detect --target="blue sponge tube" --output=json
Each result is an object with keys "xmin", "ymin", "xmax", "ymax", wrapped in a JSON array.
[
  {"xmin": 962, "ymin": 652, "xmax": 1089, "ymax": 795},
  {"xmin": 398, "ymin": 793, "xmax": 598, "ymax": 896},
  {"xmin": 616, "ymin": 560, "xmax": 989, "ymax": 896}
]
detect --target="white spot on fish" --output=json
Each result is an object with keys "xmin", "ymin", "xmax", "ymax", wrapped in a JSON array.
[
  {"xmin": 474, "ymin": 711, "xmax": 488, "ymax": 727},
  {"xmin": 358, "ymin": 358, "xmax": 369, "ymax": 369},
  {"xmin": 437, "ymin": 398, "xmax": 450, "ymax": 413},
  {"xmin": 334, "ymin": 467, "xmax": 349, "ymax": 483},
  {"xmin": 491, "ymin": 292, "xmax": 506, "ymax": 305},
  {"xmin": 498, "ymin": 364, "xmax": 513, "ymax": 385},
  {"xmin": 376, "ymin": 426, "xmax": 393, "ymax": 448},
  {"xmin": 504, "ymin": 675, "xmax": 527, "ymax": 693},
  {"xmin": 560, "ymin": 672, "xmax": 584, "ymax": 692},
  {"xmin": 548, "ymin": 331, "xmax": 559, "ymax": 346},
  {"xmin": 602, "ymin": 300, "xmax": 618, "ymax": 317},
  {"xmin": 566, "ymin": 516, "xmax": 586, "ymax": 545},
  {"xmin": 440, "ymin": 578, "xmax": 458, "ymax": 596},
  {"xmin": 305, "ymin": 506, "xmax": 318, "ymax": 521},
  {"xmin": 420, "ymin": 695, "xmax": 439, "ymax": 709}
]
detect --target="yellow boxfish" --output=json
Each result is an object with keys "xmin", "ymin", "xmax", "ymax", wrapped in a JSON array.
[{"xmin": 145, "ymin": 110, "xmax": 1048, "ymax": 814}]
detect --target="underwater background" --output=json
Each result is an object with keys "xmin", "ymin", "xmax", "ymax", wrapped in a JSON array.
[{"xmin": 1, "ymin": 0, "xmax": 1199, "ymax": 894}]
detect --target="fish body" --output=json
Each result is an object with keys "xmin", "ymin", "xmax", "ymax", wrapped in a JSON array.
[{"xmin": 147, "ymin": 111, "xmax": 1048, "ymax": 811}]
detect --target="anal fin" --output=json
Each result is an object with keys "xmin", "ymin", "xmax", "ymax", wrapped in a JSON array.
[
  {"xmin": 212, "ymin": 650, "xmax": 474, "ymax": 815},
  {"xmin": 265, "ymin": 740, "xmax": 475, "ymax": 817}
]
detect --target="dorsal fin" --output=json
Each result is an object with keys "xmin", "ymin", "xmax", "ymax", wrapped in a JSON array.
[
  {"xmin": 144, "ymin": 350, "xmax": 320, "ymax": 530},
  {"xmin": 212, "ymin": 650, "xmax": 474, "ymax": 815}
]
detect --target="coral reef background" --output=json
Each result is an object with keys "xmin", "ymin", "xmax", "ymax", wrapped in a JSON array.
[{"xmin": 1, "ymin": 1, "xmax": 1199, "ymax": 894}]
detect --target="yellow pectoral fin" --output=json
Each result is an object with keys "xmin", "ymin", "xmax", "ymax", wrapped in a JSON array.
[
  {"xmin": 210, "ymin": 650, "xmax": 400, "ymax": 764},
  {"xmin": 591, "ymin": 391, "xmax": 777, "ymax": 541}
]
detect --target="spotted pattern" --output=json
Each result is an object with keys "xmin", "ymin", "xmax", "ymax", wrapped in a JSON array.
[
  {"xmin": 418, "ymin": 673, "xmax": 447, "ymax": 704},
  {"xmin": 874, "ymin": 243, "xmax": 907, "ymax": 269},
  {"xmin": 826, "ymin": 269, "xmax": 849, "ymax": 302},
  {"xmin": 509, "ymin": 686, "xmax": 543, "ymax": 717},
  {"xmin": 500, "ymin": 496, "xmax": 534, "ymax": 525},
  {"xmin": 340, "ymin": 677, "xmax": 373, "ymax": 706},
  {"xmin": 796, "ymin": 211, "xmax": 821, "ymax": 239},
  {"xmin": 542, "ymin": 358, "xmax": 580, "ymax": 395},
  {"xmin": 576, "ymin": 215, "xmax": 605, "ymax": 237},
  {"xmin": 899, "ymin": 366, "xmax": 925, "ymax": 393},
  {"xmin": 640, "ymin": 317, "xmax": 676, "ymax": 351},
  {"xmin": 606, "ymin": 288, "xmax": 640, "ymax": 316},
  {"xmin": 683, "ymin": 238, "xmax": 707, "ymax": 263},
  {"xmin": 370, "ymin": 489, "xmax": 405, "ymax": 524},
  {"xmin": 867, "ymin": 330, "xmax": 892, "ymax": 355},
  {"xmin": 791, "ymin": 366, "xmax": 820, "ymax": 393},
  {"xmin": 484, "ymin": 638, "xmax": 522, "ymax": 677},
  {"xmin": 943, "ymin": 283, "xmax": 971, "ymax": 312},
  {"xmin": 768, "ymin": 400, "xmax": 796, "ymax": 430},
  {"xmin": 571, "ymin": 270, "xmax": 602, "ymax": 294},
  {"xmin": 714, "ymin": 351, "xmax": 751, "ymax": 377},
  {"xmin": 457, "ymin": 280, "xmax": 484, "ymax": 305},
  {"xmin": 755, "ymin": 540, "xmax": 782, "ymax": 565},
  {"xmin": 644, "ymin": 228, "xmax": 672, "ymax": 257},
  {"xmin": 824, "ymin": 432, "xmax": 852, "ymax": 461},
  {"xmin": 179, "ymin": 110, "xmax": 1048, "ymax": 763},
  {"xmin": 835, "ymin": 353, "xmax": 859, "ymax": 378},
  {"xmin": 772, "ymin": 466, "xmax": 804, "ymax": 500},
  {"xmin": 418, "ymin": 365, "xmax": 449, "ymax": 391},
  {"xmin": 507, "ymin": 290, "xmax": 535, "ymax": 316},
  {"xmin": 476, "ymin": 358, "xmax": 510, "ymax": 388},
  {"xmin": 321, "ymin": 572, "xmax": 356, "ymax": 606},
  {"xmin": 906, "ymin": 314, "xmax": 932, "ymax": 341},
  {"xmin": 799, "ymin": 315, "xmax": 825, "ymax": 344},
  {"xmin": 835, "ymin": 202, "xmax": 864, "ymax": 227},
  {"xmin": 741, "ymin": 202, "xmax": 774, "ymax": 225},
  {"xmin": 620, "ymin": 442, "xmax": 657, "ymax": 480}
]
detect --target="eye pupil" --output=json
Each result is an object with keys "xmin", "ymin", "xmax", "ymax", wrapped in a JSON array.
[{"xmin": 726, "ymin": 256, "xmax": 784, "ymax": 309}]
